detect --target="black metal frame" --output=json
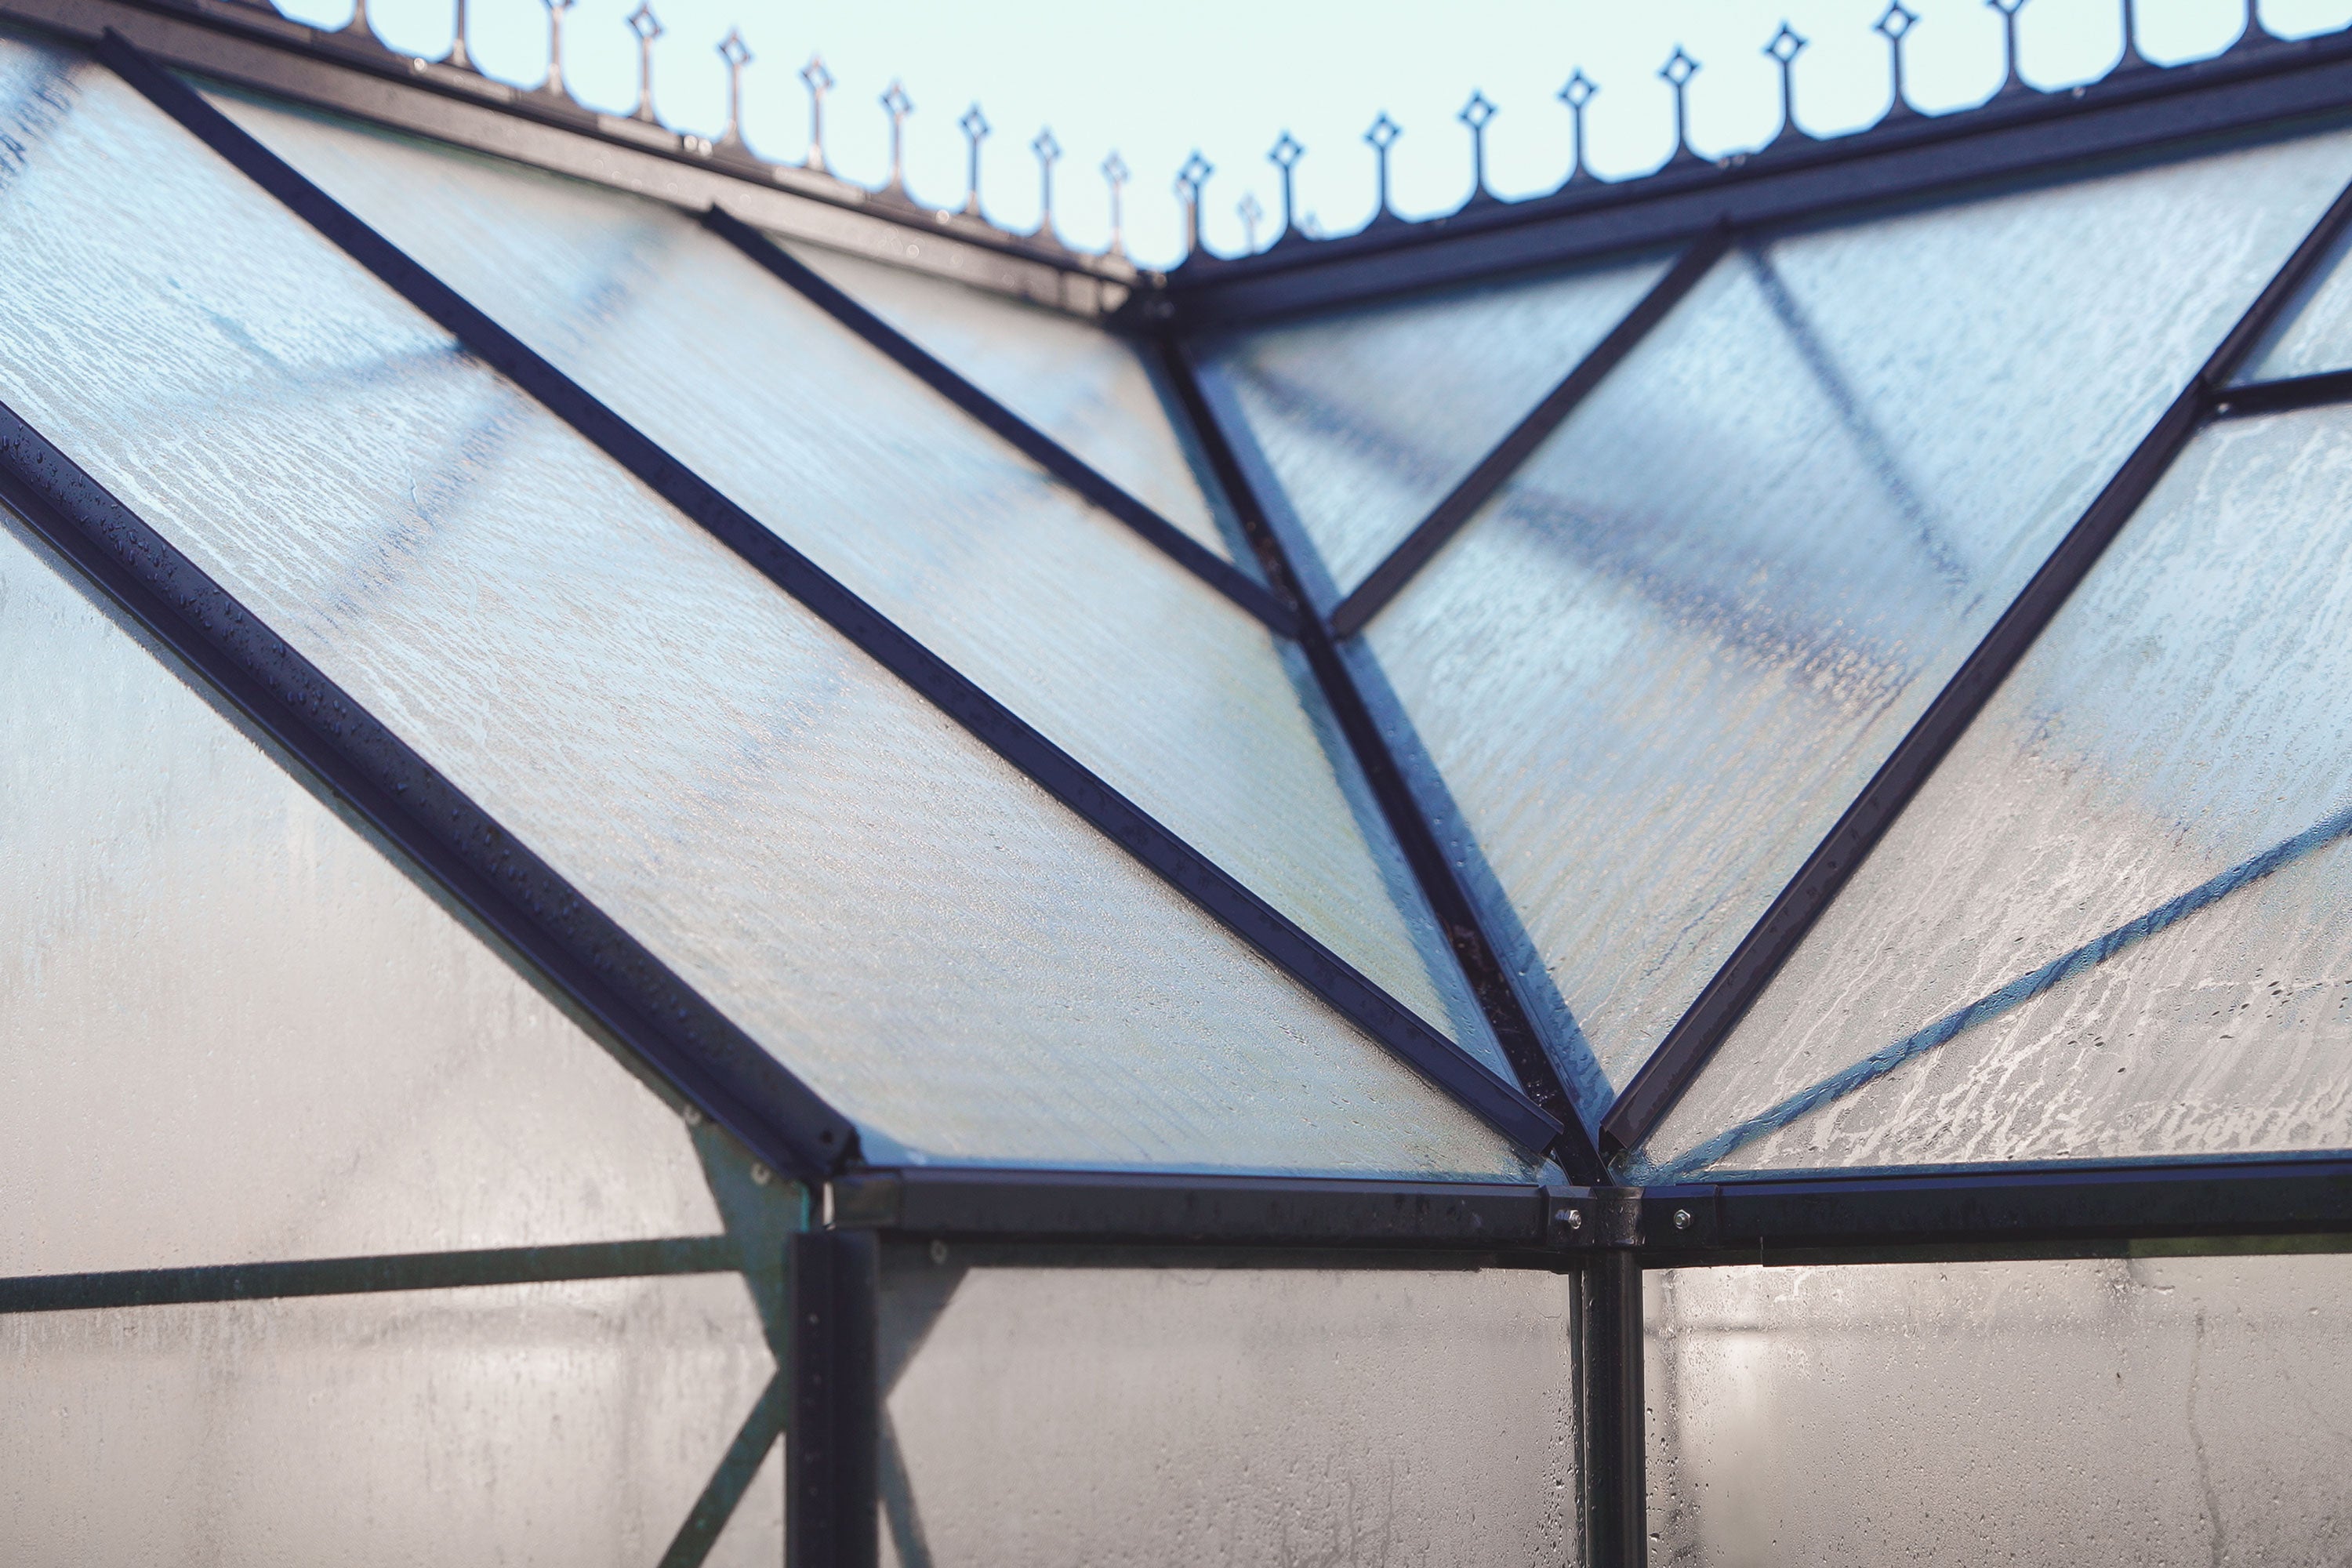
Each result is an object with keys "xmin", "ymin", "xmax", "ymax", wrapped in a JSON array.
[{"xmin": 99, "ymin": 27, "xmax": 1557, "ymax": 1158}]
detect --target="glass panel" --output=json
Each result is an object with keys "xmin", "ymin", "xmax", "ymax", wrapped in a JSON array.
[
  {"xmin": 0, "ymin": 38, "xmax": 1531, "ymax": 1179},
  {"xmin": 1361, "ymin": 129, "xmax": 2352, "ymax": 1109},
  {"xmin": 1639, "ymin": 408, "xmax": 2352, "ymax": 1178},
  {"xmin": 1202, "ymin": 255, "xmax": 1671, "ymax": 597},
  {"xmin": 1649, "ymin": 1254, "xmax": 2352, "ymax": 1566},
  {"xmin": 705, "ymin": 1443, "xmax": 786, "ymax": 1568},
  {"xmin": 0, "ymin": 510, "xmax": 728, "ymax": 1277},
  {"xmin": 782, "ymin": 240, "xmax": 1242, "ymax": 564},
  {"xmin": 880, "ymin": 1249, "xmax": 1578, "ymax": 1568},
  {"xmin": 0, "ymin": 1272, "xmax": 776, "ymax": 1566},
  {"xmin": 2238, "ymin": 221, "xmax": 2352, "ymax": 382},
  {"xmin": 209, "ymin": 85, "xmax": 1504, "ymax": 1079}
]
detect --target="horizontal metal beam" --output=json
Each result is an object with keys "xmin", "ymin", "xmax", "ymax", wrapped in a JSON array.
[
  {"xmin": 99, "ymin": 30, "xmax": 1559, "ymax": 1159},
  {"xmin": 705, "ymin": 206, "xmax": 1294, "ymax": 635},
  {"xmin": 1163, "ymin": 29, "xmax": 2352, "ymax": 328},
  {"xmin": 831, "ymin": 1168, "xmax": 1552, "ymax": 1247},
  {"xmin": 1653, "ymin": 1156, "xmax": 2352, "ymax": 1263},
  {"xmin": 0, "ymin": 1236, "xmax": 741, "ymax": 1313}
]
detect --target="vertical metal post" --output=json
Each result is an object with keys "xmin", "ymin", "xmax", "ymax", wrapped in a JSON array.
[
  {"xmin": 787, "ymin": 1230, "xmax": 878, "ymax": 1568},
  {"xmin": 1581, "ymin": 1252, "xmax": 1646, "ymax": 1568}
]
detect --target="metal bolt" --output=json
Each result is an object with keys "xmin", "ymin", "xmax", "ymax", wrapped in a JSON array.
[
  {"xmin": 1674, "ymin": 1207, "xmax": 1693, "ymax": 1231},
  {"xmin": 681, "ymin": 1104, "xmax": 702, "ymax": 1126},
  {"xmin": 749, "ymin": 1162, "xmax": 771, "ymax": 1185},
  {"xmin": 1566, "ymin": 1208, "xmax": 1584, "ymax": 1231}
]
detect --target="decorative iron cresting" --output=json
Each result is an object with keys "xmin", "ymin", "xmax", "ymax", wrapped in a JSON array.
[{"xmin": 249, "ymin": 0, "xmax": 2327, "ymax": 272}]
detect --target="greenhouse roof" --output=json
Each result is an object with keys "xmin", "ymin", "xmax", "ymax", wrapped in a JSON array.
[{"xmin": 13, "ymin": 0, "xmax": 2352, "ymax": 1561}]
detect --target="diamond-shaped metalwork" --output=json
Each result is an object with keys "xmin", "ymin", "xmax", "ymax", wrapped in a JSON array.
[
  {"xmin": 1176, "ymin": 149, "xmax": 1214, "ymax": 194},
  {"xmin": 1987, "ymin": 0, "xmax": 2027, "ymax": 15},
  {"xmin": 717, "ymin": 25, "xmax": 750, "ymax": 68},
  {"xmin": 880, "ymin": 80, "xmax": 913, "ymax": 121},
  {"xmin": 1269, "ymin": 130, "xmax": 1304, "ymax": 170},
  {"xmin": 1457, "ymin": 90, "xmax": 1497, "ymax": 131},
  {"xmin": 800, "ymin": 55, "xmax": 833, "ymax": 94},
  {"xmin": 1237, "ymin": 190, "xmax": 1265, "ymax": 250},
  {"xmin": 1102, "ymin": 150, "xmax": 1130, "ymax": 256},
  {"xmin": 1032, "ymin": 128, "xmax": 1061, "ymax": 165},
  {"xmin": 1102, "ymin": 150, "xmax": 1129, "ymax": 186},
  {"xmin": 1875, "ymin": 2, "xmax": 1918, "ymax": 40},
  {"xmin": 1557, "ymin": 69, "xmax": 1597, "ymax": 110},
  {"xmin": 625, "ymin": 1, "xmax": 659, "ymax": 41},
  {"xmin": 1765, "ymin": 22, "xmax": 1806, "ymax": 64},
  {"xmin": 1659, "ymin": 46, "xmax": 1700, "ymax": 87},
  {"xmin": 960, "ymin": 105, "xmax": 990, "ymax": 143},
  {"xmin": 1364, "ymin": 111, "xmax": 1402, "ymax": 151}
]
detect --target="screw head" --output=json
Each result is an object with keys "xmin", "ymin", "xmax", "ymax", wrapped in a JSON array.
[
  {"xmin": 1558, "ymin": 69, "xmax": 1597, "ymax": 110},
  {"xmin": 1566, "ymin": 1208, "xmax": 1584, "ymax": 1231},
  {"xmin": 1674, "ymin": 1207, "xmax": 1693, "ymax": 1230},
  {"xmin": 1363, "ymin": 111, "xmax": 1402, "ymax": 151},
  {"xmin": 749, "ymin": 1161, "xmax": 771, "ymax": 1185},
  {"xmin": 625, "ymin": 1, "xmax": 661, "ymax": 42},
  {"xmin": 1765, "ymin": 22, "xmax": 1807, "ymax": 64}
]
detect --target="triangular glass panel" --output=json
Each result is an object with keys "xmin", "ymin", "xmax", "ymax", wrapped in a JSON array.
[
  {"xmin": 0, "ymin": 38, "xmax": 1537, "ymax": 1177},
  {"xmin": 1199, "ymin": 256, "xmax": 1671, "ymax": 601},
  {"xmin": 1636, "ymin": 405, "xmax": 2352, "ymax": 1178},
  {"xmin": 1350, "ymin": 123, "xmax": 2352, "ymax": 1109},
  {"xmin": 209, "ymin": 85, "xmax": 1512, "ymax": 1085},
  {"xmin": 2238, "ymin": 221, "xmax": 2352, "ymax": 383},
  {"xmin": 780, "ymin": 238, "xmax": 1247, "ymax": 566},
  {"xmin": 0, "ymin": 509, "xmax": 736, "ymax": 1279}
]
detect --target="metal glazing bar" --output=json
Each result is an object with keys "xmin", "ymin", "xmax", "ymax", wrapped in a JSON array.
[
  {"xmin": 0, "ymin": 401, "xmax": 857, "ymax": 1182},
  {"xmin": 701, "ymin": 206, "xmax": 1295, "ymax": 637},
  {"xmin": 787, "ymin": 1229, "xmax": 879, "ymax": 1568},
  {"xmin": 99, "ymin": 31, "xmax": 1554, "ymax": 1155},
  {"xmin": 1327, "ymin": 228, "xmax": 1730, "ymax": 639},
  {"xmin": 0, "ymin": 1236, "xmax": 742, "ymax": 1314},
  {"xmin": 1599, "ymin": 170, "xmax": 2352, "ymax": 1159},
  {"xmin": 1579, "ymin": 1251, "xmax": 1646, "ymax": 1568},
  {"xmin": 1157, "ymin": 337, "xmax": 1603, "ymax": 1181},
  {"xmin": 658, "ymin": 1370, "xmax": 790, "ymax": 1568},
  {"xmin": 2214, "ymin": 365, "xmax": 2352, "ymax": 416}
]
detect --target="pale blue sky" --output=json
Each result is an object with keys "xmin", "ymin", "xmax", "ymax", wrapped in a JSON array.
[{"xmin": 276, "ymin": 0, "xmax": 2352, "ymax": 267}]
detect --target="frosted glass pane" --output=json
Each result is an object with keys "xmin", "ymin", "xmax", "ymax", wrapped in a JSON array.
[
  {"xmin": 1649, "ymin": 1254, "xmax": 2352, "ymax": 1566},
  {"xmin": 704, "ymin": 1442, "xmax": 785, "ymax": 1568},
  {"xmin": 1641, "ymin": 408, "xmax": 2352, "ymax": 1178},
  {"xmin": 880, "ymin": 1254, "xmax": 1578, "ymax": 1568},
  {"xmin": 212, "ymin": 88, "xmax": 1501, "ymax": 1076},
  {"xmin": 2240, "ymin": 221, "xmax": 2352, "ymax": 382},
  {"xmin": 1364, "ymin": 128, "xmax": 2352, "ymax": 1105},
  {"xmin": 0, "ymin": 512, "xmax": 726, "ymax": 1277},
  {"xmin": 0, "ymin": 1272, "xmax": 775, "ymax": 1566},
  {"xmin": 1203, "ymin": 256, "xmax": 1671, "ymax": 596},
  {"xmin": 784, "ymin": 240, "xmax": 1240, "ymax": 564},
  {"xmin": 0, "ymin": 39, "xmax": 1530, "ymax": 1178}
]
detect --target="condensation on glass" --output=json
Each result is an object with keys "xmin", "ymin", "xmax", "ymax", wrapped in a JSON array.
[
  {"xmin": 0, "ymin": 510, "xmax": 731, "ymax": 1277},
  {"xmin": 2238, "ymin": 217, "xmax": 2352, "ymax": 383},
  {"xmin": 0, "ymin": 1272, "xmax": 779, "ymax": 1567},
  {"xmin": 877, "ymin": 1247, "xmax": 1579, "ymax": 1568},
  {"xmin": 1647, "ymin": 1253, "xmax": 2352, "ymax": 1566},
  {"xmin": 779, "ymin": 238, "xmax": 1243, "ymax": 564},
  {"xmin": 1357, "ymin": 125, "xmax": 2352, "ymax": 1112},
  {"xmin": 1199, "ymin": 254, "xmax": 1671, "ymax": 598},
  {"xmin": 210, "ymin": 85, "xmax": 1506, "ymax": 1079},
  {"xmin": 0, "ymin": 39, "xmax": 1533, "ymax": 1178},
  {"xmin": 1640, "ymin": 408, "xmax": 2352, "ymax": 1178}
]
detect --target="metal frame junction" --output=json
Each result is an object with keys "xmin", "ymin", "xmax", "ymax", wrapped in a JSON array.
[{"xmin": 0, "ymin": 4, "xmax": 2350, "ymax": 1568}]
